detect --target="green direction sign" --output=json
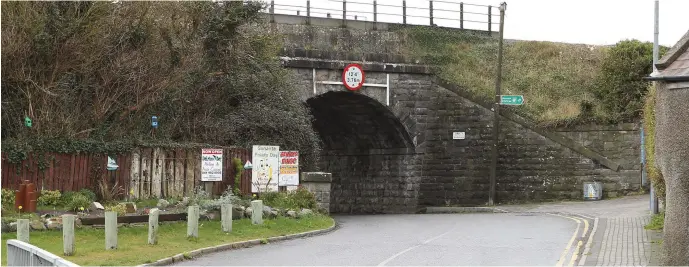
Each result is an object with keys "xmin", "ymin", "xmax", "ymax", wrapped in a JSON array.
[{"xmin": 500, "ymin": 95, "xmax": 524, "ymax": 105}]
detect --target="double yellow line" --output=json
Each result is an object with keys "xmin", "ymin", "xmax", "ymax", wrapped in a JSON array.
[{"xmin": 552, "ymin": 214, "xmax": 590, "ymax": 267}]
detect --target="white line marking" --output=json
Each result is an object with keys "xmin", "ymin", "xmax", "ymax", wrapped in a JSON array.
[{"xmin": 377, "ymin": 228, "xmax": 455, "ymax": 266}]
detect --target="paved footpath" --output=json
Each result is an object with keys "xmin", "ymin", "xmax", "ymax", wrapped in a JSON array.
[{"xmin": 501, "ymin": 195, "xmax": 661, "ymax": 266}]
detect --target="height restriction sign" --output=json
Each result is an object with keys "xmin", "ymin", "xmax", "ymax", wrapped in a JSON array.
[{"xmin": 342, "ymin": 63, "xmax": 365, "ymax": 91}]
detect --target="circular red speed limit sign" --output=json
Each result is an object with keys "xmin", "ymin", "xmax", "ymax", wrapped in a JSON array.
[{"xmin": 342, "ymin": 63, "xmax": 365, "ymax": 91}]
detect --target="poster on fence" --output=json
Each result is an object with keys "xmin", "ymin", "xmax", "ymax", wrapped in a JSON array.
[
  {"xmin": 201, "ymin": 148, "xmax": 223, "ymax": 182},
  {"xmin": 278, "ymin": 151, "xmax": 299, "ymax": 186},
  {"xmin": 251, "ymin": 145, "xmax": 280, "ymax": 193}
]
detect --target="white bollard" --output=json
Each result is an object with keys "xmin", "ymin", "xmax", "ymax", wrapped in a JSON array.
[
  {"xmin": 187, "ymin": 205, "xmax": 199, "ymax": 238},
  {"xmin": 17, "ymin": 219, "xmax": 29, "ymax": 243},
  {"xmin": 62, "ymin": 215, "xmax": 76, "ymax": 256},
  {"xmin": 251, "ymin": 200, "xmax": 263, "ymax": 225},
  {"xmin": 105, "ymin": 211, "xmax": 117, "ymax": 250},
  {"xmin": 221, "ymin": 204, "xmax": 232, "ymax": 232},
  {"xmin": 148, "ymin": 208, "xmax": 160, "ymax": 245}
]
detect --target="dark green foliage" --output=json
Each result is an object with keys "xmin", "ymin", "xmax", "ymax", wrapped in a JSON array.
[
  {"xmin": 1, "ymin": 1, "xmax": 320, "ymax": 170},
  {"xmin": 232, "ymin": 158, "xmax": 244, "ymax": 196},
  {"xmin": 79, "ymin": 188, "xmax": 97, "ymax": 202},
  {"xmin": 1, "ymin": 189, "xmax": 15, "ymax": 209},
  {"xmin": 593, "ymin": 40, "xmax": 669, "ymax": 122},
  {"xmin": 260, "ymin": 187, "xmax": 318, "ymax": 211},
  {"xmin": 37, "ymin": 190, "xmax": 62, "ymax": 206}
]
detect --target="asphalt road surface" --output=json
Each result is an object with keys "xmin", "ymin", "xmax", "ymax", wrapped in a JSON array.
[{"xmin": 174, "ymin": 213, "xmax": 581, "ymax": 266}]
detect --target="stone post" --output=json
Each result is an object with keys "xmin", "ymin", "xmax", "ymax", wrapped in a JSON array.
[
  {"xmin": 221, "ymin": 203, "xmax": 232, "ymax": 232},
  {"xmin": 251, "ymin": 200, "xmax": 263, "ymax": 225},
  {"xmin": 62, "ymin": 215, "xmax": 76, "ymax": 256},
  {"xmin": 300, "ymin": 172, "xmax": 333, "ymax": 214},
  {"xmin": 187, "ymin": 205, "xmax": 199, "ymax": 238},
  {"xmin": 148, "ymin": 208, "xmax": 160, "ymax": 245},
  {"xmin": 104, "ymin": 211, "xmax": 117, "ymax": 250},
  {"xmin": 17, "ymin": 219, "xmax": 29, "ymax": 243}
]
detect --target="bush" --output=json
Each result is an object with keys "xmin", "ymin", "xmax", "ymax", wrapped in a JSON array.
[
  {"xmin": 644, "ymin": 84, "xmax": 665, "ymax": 200},
  {"xmin": 2, "ymin": 189, "xmax": 15, "ymax": 208},
  {"xmin": 79, "ymin": 188, "xmax": 96, "ymax": 202},
  {"xmin": 260, "ymin": 187, "xmax": 317, "ymax": 211},
  {"xmin": 105, "ymin": 203, "xmax": 127, "ymax": 216},
  {"xmin": 66, "ymin": 193, "xmax": 91, "ymax": 211},
  {"xmin": 37, "ymin": 190, "xmax": 62, "ymax": 206},
  {"xmin": 593, "ymin": 40, "xmax": 669, "ymax": 122}
]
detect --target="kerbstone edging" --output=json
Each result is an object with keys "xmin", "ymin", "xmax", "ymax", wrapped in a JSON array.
[
  {"xmin": 138, "ymin": 219, "xmax": 338, "ymax": 267},
  {"xmin": 424, "ymin": 207, "xmax": 509, "ymax": 214}
]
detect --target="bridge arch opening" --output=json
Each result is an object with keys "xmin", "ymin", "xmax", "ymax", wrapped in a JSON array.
[{"xmin": 306, "ymin": 91, "xmax": 417, "ymax": 214}]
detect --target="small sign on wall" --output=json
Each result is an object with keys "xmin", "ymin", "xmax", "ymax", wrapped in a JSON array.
[
  {"xmin": 453, "ymin": 132, "xmax": 466, "ymax": 140},
  {"xmin": 201, "ymin": 149, "xmax": 223, "ymax": 182}
]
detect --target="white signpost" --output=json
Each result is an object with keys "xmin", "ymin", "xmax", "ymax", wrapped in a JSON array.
[
  {"xmin": 278, "ymin": 151, "xmax": 299, "ymax": 187},
  {"xmin": 251, "ymin": 145, "xmax": 280, "ymax": 193},
  {"xmin": 201, "ymin": 149, "xmax": 223, "ymax": 182}
]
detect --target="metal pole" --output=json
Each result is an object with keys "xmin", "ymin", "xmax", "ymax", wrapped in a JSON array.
[
  {"xmin": 488, "ymin": 2, "xmax": 506, "ymax": 206},
  {"xmin": 429, "ymin": 0, "xmax": 434, "ymax": 26},
  {"xmin": 342, "ymin": 0, "xmax": 347, "ymax": 27},
  {"xmin": 488, "ymin": 6, "xmax": 492, "ymax": 32},
  {"xmin": 650, "ymin": 0, "xmax": 660, "ymax": 215},
  {"xmin": 373, "ymin": 0, "xmax": 377, "ymax": 22},
  {"xmin": 402, "ymin": 0, "xmax": 407, "ymax": 24},
  {"xmin": 307, "ymin": 0, "xmax": 311, "ymax": 24},
  {"xmin": 460, "ymin": 2, "xmax": 464, "ymax": 29},
  {"xmin": 269, "ymin": 0, "xmax": 275, "ymax": 23}
]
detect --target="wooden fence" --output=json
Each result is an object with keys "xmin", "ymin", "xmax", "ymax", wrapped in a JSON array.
[{"xmin": 1, "ymin": 147, "xmax": 252, "ymax": 198}]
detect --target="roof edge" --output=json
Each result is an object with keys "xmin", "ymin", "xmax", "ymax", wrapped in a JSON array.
[{"xmin": 656, "ymin": 29, "xmax": 689, "ymax": 70}]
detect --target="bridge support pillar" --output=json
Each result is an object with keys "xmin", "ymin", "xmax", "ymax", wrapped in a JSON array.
[{"xmin": 301, "ymin": 172, "xmax": 332, "ymax": 214}]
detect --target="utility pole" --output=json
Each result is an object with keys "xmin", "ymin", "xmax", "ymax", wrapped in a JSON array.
[
  {"xmin": 488, "ymin": 2, "xmax": 506, "ymax": 206},
  {"xmin": 649, "ymin": 0, "xmax": 660, "ymax": 215}
]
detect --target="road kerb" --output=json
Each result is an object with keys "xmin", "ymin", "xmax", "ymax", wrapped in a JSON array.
[
  {"xmin": 137, "ymin": 220, "xmax": 338, "ymax": 267},
  {"xmin": 424, "ymin": 207, "xmax": 509, "ymax": 214}
]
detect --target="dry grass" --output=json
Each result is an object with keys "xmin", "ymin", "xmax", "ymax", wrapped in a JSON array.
[{"xmin": 400, "ymin": 28, "xmax": 608, "ymax": 126}]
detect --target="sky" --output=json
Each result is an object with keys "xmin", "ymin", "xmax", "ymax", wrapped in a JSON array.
[{"xmin": 270, "ymin": 0, "xmax": 688, "ymax": 47}]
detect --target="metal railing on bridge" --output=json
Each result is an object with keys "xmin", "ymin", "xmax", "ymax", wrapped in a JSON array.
[
  {"xmin": 6, "ymin": 239, "xmax": 80, "ymax": 267},
  {"xmin": 251, "ymin": 0, "xmax": 500, "ymax": 32}
]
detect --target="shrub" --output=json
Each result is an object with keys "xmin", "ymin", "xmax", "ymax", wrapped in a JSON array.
[
  {"xmin": 66, "ymin": 193, "xmax": 91, "ymax": 211},
  {"xmin": 643, "ymin": 83, "xmax": 665, "ymax": 200},
  {"xmin": 2, "ymin": 189, "xmax": 15, "ymax": 208},
  {"xmin": 232, "ymin": 158, "xmax": 244, "ymax": 196},
  {"xmin": 97, "ymin": 180, "xmax": 124, "ymax": 203},
  {"xmin": 105, "ymin": 203, "xmax": 127, "ymax": 216},
  {"xmin": 593, "ymin": 40, "xmax": 669, "ymax": 122},
  {"xmin": 260, "ymin": 186, "xmax": 317, "ymax": 211},
  {"xmin": 79, "ymin": 188, "xmax": 97, "ymax": 202},
  {"xmin": 37, "ymin": 190, "xmax": 62, "ymax": 206}
]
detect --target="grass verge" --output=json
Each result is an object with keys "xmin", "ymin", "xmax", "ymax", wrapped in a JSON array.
[
  {"xmin": 1, "ymin": 214, "xmax": 334, "ymax": 266},
  {"xmin": 644, "ymin": 212, "xmax": 664, "ymax": 230}
]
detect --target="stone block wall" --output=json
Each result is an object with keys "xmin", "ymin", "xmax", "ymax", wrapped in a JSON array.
[
  {"xmin": 285, "ymin": 61, "xmax": 641, "ymax": 212},
  {"xmin": 300, "ymin": 172, "xmax": 333, "ymax": 213}
]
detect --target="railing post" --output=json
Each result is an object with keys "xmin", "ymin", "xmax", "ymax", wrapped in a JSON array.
[
  {"xmin": 17, "ymin": 219, "xmax": 29, "ymax": 243},
  {"xmin": 62, "ymin": 215, "xmax": 75, "ymax": 256},
  {"xmin": 221, "ymin": 203, "xmax": 232, "ymax": 232},
  {"xmin": 148, "ymin": 208, "xmax": 160, "ymax": 245},
  {"xmin": 402, "ymin": 0, "xmax": 407, "ymax": 24},
  {"xmin": 187, "ymin": 205, "xmax": 199, "ymax": 238},
  {"xmin": 342, "ymin": 0, "xmax": 347, "ymax": 27},
  {"xmin": 429, "ymin": 0, "xmax": 434, "ymax": 26},
  {"xmin": 488, "ymin": 6, "xmax": 492, "ymax": 32},
  {"xmin": 105, "ymin": 211, "xmax": 117, "ymax": 250},
  {"xmin": 307, "ymin": 0, "xmax": 311, "ymax": 24},
  {"xmin": 460, "ymin": 2, "xmax": 464, "ymax": 29},
  {"xmin": 251, "ymin": 200, "xmax": 264, "ymax": 225},
  {"xmin": 269, "ymin": 0, "xmax": 275, "ymax": 23}
]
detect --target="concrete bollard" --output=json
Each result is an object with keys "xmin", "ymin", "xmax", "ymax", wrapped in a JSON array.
[
  {"xmin": 148, "ymin": 208, "xmax": 160, "ymax": 245},
  {"xmin": 62, "ymin": 215, "xmax": 76, "ymax": 256},
  {"xmin": 221, "ymin": 204, "xmax": 232, "ymax": 232},
  {"xmin": 251, "ymin": 200, "xmax": 263, "ymax": 225},
  {"xmin": 105, "ymin": 211, "xmax": 117, "ymax": 250},
  {"xmin": 187, "ymin": 205, "xmax": 199, "ymax": 238},
  {"xmin": 17, "ymin": 219, "xmax": 30, "ymax": 243}
]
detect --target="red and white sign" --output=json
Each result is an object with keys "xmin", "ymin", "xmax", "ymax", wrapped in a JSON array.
[
  {"xmin": 278, "ymin": 151, "xmax": 299, "ymax": 186},
  {"xmin": 201, "ymin": 148, "xmax": 223, "ymax": 182},
  {"xmin": 342, "ymin": 63, "xmax": 365, "ymax": 91}
]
